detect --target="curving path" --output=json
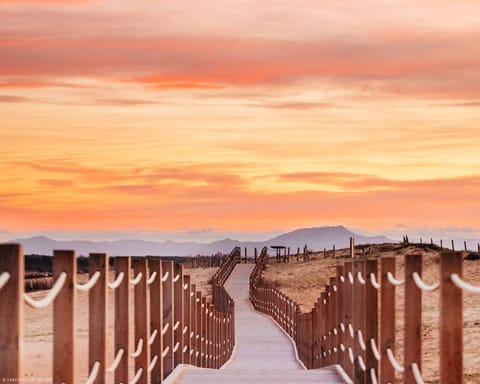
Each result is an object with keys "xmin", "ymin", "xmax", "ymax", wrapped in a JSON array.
[{"xmin": 173, "ymin": 264, "xmax": 344, "ymax": 383}]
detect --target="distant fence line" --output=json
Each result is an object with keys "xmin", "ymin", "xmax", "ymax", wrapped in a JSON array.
[
  {"xmin": 250, "ymin": 240, "xmax": 478, "ymax": 384},
  {"xmin": 0, "ymin": 244, "xmax": 241, "ymax": 384}
]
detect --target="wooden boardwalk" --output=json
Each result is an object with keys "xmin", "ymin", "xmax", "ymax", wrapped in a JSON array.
[{"xmin": 172, "ymin": 264, "xmax": 345, "ymax": 383}]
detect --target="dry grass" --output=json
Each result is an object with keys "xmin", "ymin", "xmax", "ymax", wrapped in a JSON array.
[{"xmin": 262, "ymin": 243, "xmax": 480, "ymax": 383}]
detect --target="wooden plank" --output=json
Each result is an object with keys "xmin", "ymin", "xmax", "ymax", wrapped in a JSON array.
[
  {"xmin": 404, "ymin": 254, "xmax": 422, "ymax": 384},
  {"xmin": 162, "ymin": 261, "xmax": 174, "ymax": 379},
  {"xmin": 149, "ymin": 258, "xmax": 163, "ymax": 384},
  {"xmin": 173, "ymin": 263, "xmax": 184, "ymax": 367},
  {"xmin": 53, "ymin": 250, "xmax": 76, "ymax": 384},
  {"xmin": 440, "ymin": 252, "xmax": 463, "ymax": 384},
  {"xmin": 115, "ymin": 257, "xmax": 131, "ymax": 384},
  {"xmin": 0, "ymin": 244, "xmax": 24, "ymax": 380},
  {"xmin": 201, "ymin": 296, "xmax": 208, "ymax": 368},
  {"xmin": 380, "ymin": 257, "xmax": 395, "ymax": 384},
  {"xmin": 89, "ymin": 253, "xmax": 108, "ymax": 383},
  {"xmin": 329, "ymin": 276, "xmax": 337, "ymax": 369},
  {"xmin": 133, "ymin": 258, "xmax": 150, "ymax": 384},
  {"xmin": 189, "ymin": 284, "xmax": 197, "ymax": 365}
]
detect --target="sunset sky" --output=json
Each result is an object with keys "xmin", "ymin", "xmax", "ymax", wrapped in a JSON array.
[{"xmin": 1, "ymin": 0, "xmax": 479, "ymax": 241}]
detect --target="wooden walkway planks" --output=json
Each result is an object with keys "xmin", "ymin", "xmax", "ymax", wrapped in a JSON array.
[{"xmin": 173, "ymin": 264, "xmax": 344, "ymax": 383}]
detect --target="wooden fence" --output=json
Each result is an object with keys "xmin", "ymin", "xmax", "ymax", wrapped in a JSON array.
[
  {"xmin": 0, "ymin": 244, "xmax": 241, "ymax": 384},
  {"xmin": 250, "ymin": 245, "xmax": 476, "ymax": 384}
]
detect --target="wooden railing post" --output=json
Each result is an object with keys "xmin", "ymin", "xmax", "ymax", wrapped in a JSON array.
[
  {"xmin": 350, "ymin": 237, "xmax": 355, "ymax": 258},
  {"xmin": 336, "ymin": 265, "xmax": 345, "ymax": 369},
  {"xmin": 115, "ymin": 257, "xmax": 131, "ymax": 384},
  {"xmin": 201, "ymin": 296, "xmax": 208, "ymax": 367},
  {"xmin": 189, "ymin": 284, "xmax": 197, "ymax": 365},
  {"xmin": 353, "ymin": 259, "xmax": 366, "ymax": 383},
  {"xmin": 440, "ymin": 252, "xmax": 463, "ymax": 384},
  {"xmin": 0, "ymin": 244, "xmax": 24, "ymax": 381},
  {"xmin": 183, "ymin": 275, "xmax": 191, "ymax": 364},
  {"xmin": 162, "ymin": 261, "xmax": 174, "ymax": 378},
  {"xmin": 133, "ymin": 258, "xmax": 150, "ymax": 384},
  {"xmin": 89, "ymin": 253, "xmax": 108, "ymax": 383},
  {"xmin": 365, "ymin": 259, "xmax": 378, "ymax": 381},
  {"xmin": 53, "ymin": 250, "xmax": 76, "ymax": 384},
  {"xmin": 329, "ymin": 276, "xmax": 337, "ymax": 368},
  {"xmin": 173, "ymin": 263, "xmax": 184, "ymax": 367},
  {"xmin": 380, "ymin": 257, "xmax": 395, "ymax": 384},
  {"xmin": 344, "ymin": 261, "xmax": 354, "ymax": 379},
  {"xmin": 196, "ymin": 291, "xmax": 203, "ymax": 367},
  {"xmin": 404, "ymin": 254, "xmax": 422, "ymax": 384},
  {"xmin": 149, "ymin": 259, "xmax": 163, "ymax": 383}
]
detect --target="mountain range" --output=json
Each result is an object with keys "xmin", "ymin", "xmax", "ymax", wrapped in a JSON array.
[{"xmin": 7, "ymin": 226, "xmax": 393, "ymax": 256}]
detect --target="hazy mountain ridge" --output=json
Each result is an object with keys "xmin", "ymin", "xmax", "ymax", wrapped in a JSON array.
[{"xmin": 7, "ymin": 226, "xmax": 394, "ymax": 256}]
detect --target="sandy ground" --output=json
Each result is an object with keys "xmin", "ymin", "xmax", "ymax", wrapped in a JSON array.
[
  {"xmin": 262, "ymin": 244, "xmax": 480, "ymax": 383},
  {"xmin": 22, "ymin": 266, "xmax": 217, "ymax": 383}
]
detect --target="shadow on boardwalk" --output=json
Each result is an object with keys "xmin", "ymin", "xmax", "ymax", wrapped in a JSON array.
[{"xmin": 172, "ymin": 264, "xmax": 345, "ymax": 383}]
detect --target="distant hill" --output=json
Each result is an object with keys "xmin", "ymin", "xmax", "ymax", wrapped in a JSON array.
[{"xmin": 8, "ymin": 226, "xmax": 393, "ymax": 256}]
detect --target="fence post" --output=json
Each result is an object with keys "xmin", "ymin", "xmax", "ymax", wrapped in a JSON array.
[
  {"xmin": 0, "ymin": 244, "xmax": 24, "ymax": 381},
  {"xmin": 89, "ymin": 253, "xmax": 108, "ymax": 383},
  {"xmin": 196, "ymin": 291, "xmax": 202, "ymax": 367},
  {"xmin": 149, "ymin": 259, "xmax": 163, "ymax": 384},
  {"xmin": 333, "ymin": 244, "xmax": 336, "ymax": 258},
  {"xmin": 183, "ymin": 275, "xmax": 191, "ymax": 364},
  {"xmin": 162, "ymin": 261, "xmax": 174, "ymax": 378},
  {"xmin": 336, "ymin": 265, "xmax": 345, "ymax": 369},
  {"xmin": 53, "ymin": 250, "xmax": 76, "ymax": 384},
  {"xmin": 173, "ymin": 263, "xmax": 184, "ymax": 367},
  {"xmin": 440, "ymin": 252, "xmax": 463, "ymax": 384},
  {"xmin": 365, "ymin": 259, "xmax": 378, "ymax": 381},
  {"xmin": 329, "ymin": 276, "xmax": 337, "ymax": 368},
  {"xmin": 350, "ymin": 237, "xmax": 355, "ymax": 258},
  {"xmin": 201, "ymin": 296, "xmax": 208, "ymax": 367},
  {"xmin": 404, "ymin": 254, "xmax": 422, "ymax": 384},
  {"xmin": 115, "ymin": 257, "xmax": 131, "ymax": 384},
  {"xmin": 189, "ymin": 284, "xmax": 197, "ymax": 365},
  {"xmin": 451, "ymin": 240, "xmax": 455, "ymax": 251},
  {"xmin": 353, "ymin": 259, "xmax": 366, "ymax": 384},
  {"xmin": 380, "ymin": 257, "xmax": 395, "ymax": 384},
  {"xmin": 133, "ymin": 258, "xmax": 150, "ymax": 384},
  {"xmin": 344, "ymin": 261, "xmax": 354, "ymax": 379}
]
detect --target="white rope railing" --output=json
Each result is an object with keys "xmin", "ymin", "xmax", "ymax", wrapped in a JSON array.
[
  {"xmin": 161, "ymin": 323, "xmax": 170, "ymax": 335},
  {"xmin": 161, "ymin": 346, "xmax": 170, "ymax": 358},
  {"xmin": 173, "ymin": 321, "xmax": 180, "ymax": 330},
  {"xmin": 149, "ymin": 329, "xmax": 158, "ymax": 345},
  {"xmin": 370, "ymin": 338, "xmax": 381, "ymax": 361},
  {"xmin": 0, "ymin": 271, "xmax": 11, "ymax": 290},
  {"xmin": 348, "ymin": 347, "xmax": 355, "ymax": 363},
  {"xmin": 370, "ymin": 273, "xmax": 381, "ymax": 289},
  {"xmin": 183, "ymin": 283, "xmax": 189, "ymax": 290},
  {"xmin": 173, "ymin": 342, "xmax": 180, "ymax": 353},
  {"xmin": 23, "ymin": 272, "xmax": 67, "ymax": 308},
  {"xmin": 183, "ymin": 345, "xmax": 188, "ymax": 353},
  {"xmin": 85, "ymin": 361, "xmax": 100, "ymax": 384},
  {"xmin": 451, "ymin": 274, "xmax": 480, "ymax": 293},
  {"xmin": 357, "ymin": 272, "xmax": 366, "ymax": 285},
  {"xmin": 387, "ymin": 272, "xmax": 405, "ymax": 286},
  {"xmin": 348, "ymin": 272, "xmax": 354, "ymax": 284},
  {"xmin": 148, "ymin": 355, "xmax": 158, "ymax": 373},
  {"xmin": 412, "ymin": 272, "xmax": 439, "ymax": 292},
  {"xmin": 348, "ymin": 323, "xmax": 354, "ymax": 338},
  {"xmin": 357, "ymin": 330, "xmax": 366, "ymax": 351},
  {"xmin": 358, "ymin": 355, "xmax": 367, "ymax": 372},
  {"xmin": 107, "ymin": 348, "xmax": 124, "ymax": 373},
  {"xmin": 183, "ymin": 326, "xmax": 188, "ymax": 335},
  {"xmin": 130, "ymin": 338, "xmax": 143, "ymax": 358},
  {"xmin": 161, "ymin": 271, "xmax": 169, "ymax": 282},
  {"xmin": 370, "ymin": 368, "xmax": 379, "ymax": 384},
  {"xmin": 130, "ymin": 272, "xmax": 143, "ymax": 286},
  {"xmin": 76, "ymin": 271, "xmax": 101, "ymax": 291},
  {"xmin": 129, "ymin": 368, "xmax": 143, "ymax": 384},
  {"xmin": 412, "ymin": 362, "xmax": 425, "ymax": 384},
  {"xmin": 386, "ymin": 348, "xmax": 404, "ymax": 373},
  {"xmin": 108, "ymin": 272, "xmax": 124, "ymax": 289},
  {"xmin": 147, "ymin": 271, "xmax": 157, "ymax": 285},
  {"xmin": 173, "ymin": 274, "xmax": 180, "ymax": 283},
  {"xmin": 340, "ymin": 276, "xmax": 345, "ymax": 283}
]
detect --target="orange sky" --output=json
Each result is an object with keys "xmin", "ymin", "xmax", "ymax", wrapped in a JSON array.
[{"xmin": 1, "ymin": 0, "xmax": 479, "ymax": 239}]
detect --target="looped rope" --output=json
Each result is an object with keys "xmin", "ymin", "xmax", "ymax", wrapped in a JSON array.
[
  {"xmin": 412, "ymin": 272, "xmax": 439, "ymax": 292},
  {"xmin": 129, "ymin": 368, "xmax": 143, "ymax": 384},
  {"xmin": 387, "ymin": 272, "xmax": 405, "ymax": 286},
  {"xmin": 370, "ymin": 273, "xmax": 380, "ymax": 289},
  {"xmin": 148, "ymin": 355, "xmax": 158, "ymax": 373},
  {"xmin": 357, "ymin": 272, "xmax": 366, "ymax": 285},
  {"xmin": 147, "ymin": 271, "xmax": 157, "ymax": 285},
  {"xmin": 130, "ymin": 272, "xmax": 143, "ymax": 286},
  {"xmin": 76, "ymin": 271, "xmax": 101, "ymax": 291},
  {"xmin": 85, "ymin": 361, "xmax": 100, "ymax": 384},
  {"xmin": 386, "ymin": 348, "xmax": 404, "ymax": 372},
  {"xmin": 24, "ymin": 272, "xmax": 67, "ymax": 308},
  {"xmin": 108, "ymin": 272, "xmax": 124, "ymax": 289},
  {"xmin": 149, "ymin": 329, "xmax": 158, "ymax": 345},
  {"xmin": 161, "ymin": 271, "xmax": 169, "ymax": 282},
  {"xmin": 0, "ymin": 272, "xmax": 11, "ymax": 290},
  {"xmin": 131, "ymin": 338, "xmax": 144, "ymax": 358},
  {"xmin": 107, "ymin": 348, "xmax": 124, "ymax": 373},
  {"xmin": 451, "ymin": 273, "xmax": 480, "ymax": 293},
  {"xmin": 411, "ymin": 362, "xmax": 425, "ymax": 384}
]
